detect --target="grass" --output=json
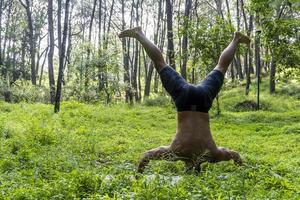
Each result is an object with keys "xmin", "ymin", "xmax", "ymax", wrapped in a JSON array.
[{"xmin": 0, "ymin": 84, "xmax": 299, "ymax": 199}]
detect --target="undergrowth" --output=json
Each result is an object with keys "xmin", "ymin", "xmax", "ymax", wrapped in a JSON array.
[{"xmin": 0, "ymin": 82, "xmax": 299, "ymax": 199}]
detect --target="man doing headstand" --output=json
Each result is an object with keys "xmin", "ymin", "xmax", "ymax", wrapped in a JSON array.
[{"xmin": 119, "ymin": 27, "xmax": 251, "ymax": 173}]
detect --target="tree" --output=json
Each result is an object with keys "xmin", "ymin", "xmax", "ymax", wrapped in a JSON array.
[
  {"xmin": 54, "ymin": 0, "xmax": 71, "ymax": 113},
  {"xmin": 166, "ymin": 0, "xmax": 175, "ymax": 69},
  {"xmin": 47, "ymin": 0, "xmax": 55, "ymax": 103},
  {"xmin": 19, "ymin": 0, "xmax": 37, "ymax": 85},
  {"xmin": 181, "ymin": 0, "xmax": 192, "ymax": 80}
]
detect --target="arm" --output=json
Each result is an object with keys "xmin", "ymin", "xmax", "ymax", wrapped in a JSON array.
[
  {"xmin": 137, "ymin": 146, "xmax": 172, "ymax": 173},
  {"xmin": 208, "ymin": 147, "xmax": 242, "ymax": 165}
]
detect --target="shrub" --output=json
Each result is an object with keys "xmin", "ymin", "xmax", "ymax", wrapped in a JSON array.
[
  {"xmin": 143, "ymin": 96, "xmax": 172, "ymax": 107},
  {"xmin": 0, "ymin": 84, "xmax": 50, "ymax": 103},
  {"xmin": 279, "ymin": 82, "xmax": 300, "ymax": 99}
]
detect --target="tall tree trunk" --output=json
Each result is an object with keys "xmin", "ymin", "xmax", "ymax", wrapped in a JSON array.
[
  {"xmin": 2, "ymin": 1, "xmax": 12, "ymax": 76},
  {"xmin": 191, "ymin": 0, "xmax": 199, "ymax": 84},
  {"xmin": 57, "ymin": 0, "xmax": 62, "ymax": 51},
  {"xmin": 85, "ymin": 0, "xmax": 97, "ymax": 90},
  {"xmin": 225, "ymin": 0, "xmax": 235, "ymax": 82},
  {"xmin": 21, "ymin": 33, "xmax": 26, "ymax": 82},
  {"xmin": 144, "ymin": 0, "xmax": 162, "ymax": 97},
  {"xmin": 54, "ymin": 0, "xmax": 70, "ymax": 113},
  {"xmin": 0, "ymin": 0, "xmax": 3, "ymax": 66},
  {"xmin": 248, "ymin": 15, "xmax": 254, "ymax": 74},
  {"xmin": 181, "ymin": 0, "xmax": 192, "ymax": 80},
  {"xmin": 166, "ymin": 0, "xmax": 175, "ymax": 69},
  {"xmin": 235, "ymin": 0, "xmax": 243, "ymax": 80},
  {"xmin": 133, "ymin": 0, "xmax": 140, "ymax": 101},
  {"xmin": 39, "ymin": 47, "xmax": 48, "ymax": 86},
  {"xmin": 98, "ymin": 0, "xmax": 102, "ymax": 51},
  {"xmin": 121, "ymin": 0, "xmax": 131, "ymax": 103},
  {"xmin": 48, "ymin": 0, "xmax": 55, "ymax": 103},
  {"xmin": 20, "ymin": 0, "xmax": 36, "ymax": 85},
  {"xmin": 214, "ymin": 0, "xmax": 224, "ymax": 19},
  {"xmin": 270, "ymin": 53, "xmax": 276, "ymax": 94},
  {"xmin": 65, "ymin": 4, "xmax": 73, "ymax": 82},
  {"xmin": 240, "ymin": 0, "xmax": 251, "ymax": 94}
]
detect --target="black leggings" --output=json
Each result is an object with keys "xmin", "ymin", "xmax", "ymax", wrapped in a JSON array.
[{"xmin": 159, "ymin": 66, "xmax": 224, "ymax": 112}]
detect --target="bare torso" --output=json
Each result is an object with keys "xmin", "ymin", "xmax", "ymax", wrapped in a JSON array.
[{"xmin": 170, "ymin": 112, "xmax": 217, "ymax": 159}]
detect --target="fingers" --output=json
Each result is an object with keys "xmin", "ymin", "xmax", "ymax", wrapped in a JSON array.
[{"xmin": 230, "ymin": 151, "xmax": 243, "ymax": 166}]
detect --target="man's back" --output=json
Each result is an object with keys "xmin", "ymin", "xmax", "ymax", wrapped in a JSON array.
[{"xmin": 170, "ymin": 112, "xmax": 217, "ymax": 158}]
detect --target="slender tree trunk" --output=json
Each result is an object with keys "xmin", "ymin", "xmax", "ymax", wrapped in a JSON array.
[
  {"xmin": 235, "ymin": 0, "xmax": 243, "ymax": 80},
  {"xmin": 21, "ymin": 34, "xmax": 26, "ymax": 82},
  {"xmin": 39, "ymin": 47, "xmax": 48, "ymax": 86},
  {"xmin": 0, "ymin": 0, "xmax": 3, "ymax": 66},
  {"xmin": 240, "ymin": 0, "xmax": 251, "ymax": 94},
  {"xmin": 121, "ymin": 0, "xmax": 131, "ymax": 103},
  {"xmin": 133, "ymin": 0, "xmax": 140, "ymax": 101},
  {"xmin": 2, "ymin": 1, "xmax": 12, "ymax": 76},
  {"xmin": 65, "ymin": 4, "xmax": 73, "ymax": 82},
  {"xmin": 54, "ymin": 0, "xmax": 70, "ymax": 113},
  {"xmin": 57, "ymin": 0, "xmax": 62, "ymax": 51},
  {"xmin": 214, "ymin": 0, "xmax": 224, "ymax": 19},
  {"xmin": 270, "ymin": 53, "xmax": 276, "ymax": 94},
  {"xmin": 85, "ymin": 0, "xmax": 97, "ymax": 90},
  {"xmin": 48, "ymin": 0, "xmax": 55, "ymax": 103},
  {"xmin": 181, "ymin": 0, "xmax": 192, "ymax": 80},
  {"xmin": 248, "ymin": 15, "xmax": 254, "ymax": 74},
  {"xmin": 166, "ymin": 0, "xmax": 175, "ymax": 69},
  {"xmin": 20, "ymin": 0, "xmax": 36, "ymax": 85}
]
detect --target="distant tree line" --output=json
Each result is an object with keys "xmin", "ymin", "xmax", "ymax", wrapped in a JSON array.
[{"xmin": 0, "ymin": 0, "xmax": 299, "ymax": 111}]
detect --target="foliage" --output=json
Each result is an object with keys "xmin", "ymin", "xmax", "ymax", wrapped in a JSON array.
[
  {"xmin": 189, "ymin": 17, "xmax": 234, "ymax": 75},
  {"xmin": 0, "ymin": 83, "xmax": 299, "ymax": 199},
  {"xmin": 0, "ymin": 81, "xmax": 50, "ymax": 103},
  {"xmin": 250, "ymin": 0, "xmax": 300, "ymax": 70},
  {"xmin": 143, "ymin": 96, "xmax": 172, "ymax": 107}
]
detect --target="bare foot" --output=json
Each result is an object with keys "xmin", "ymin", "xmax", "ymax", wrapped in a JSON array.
[
  {"xmin": 234, "ymin": 31, "xmax": 251, "ymax": 45},
  {"xmin": 119, "ymin": 26, "xmax": 142, "ymax": 38}
]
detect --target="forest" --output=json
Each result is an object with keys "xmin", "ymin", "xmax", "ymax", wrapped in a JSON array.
[
  {"xmin": 0, "ymin": 0, "xmax": 299, "ymax": 199},
  {"xmin": 0, "ymin": 0, "xmax": 298, "ymax": 106}
]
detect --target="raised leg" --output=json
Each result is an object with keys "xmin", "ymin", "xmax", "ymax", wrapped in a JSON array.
[
  {"xmin": 215, "ymin": 32, "xmax": 251, "ymax": 75},
  {"xmin": 137, "ymin": 146, "xmax": 172, "ymax": 173},
  {"xmin": 119, "ymin": 27, "xmax": 167, "ymax": 72},
  {"xmin": 208, "ymin": 147, "xmax": 242, "ymax": 165}
]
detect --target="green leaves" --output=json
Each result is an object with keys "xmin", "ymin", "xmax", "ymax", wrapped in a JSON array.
[{"xmin": 0, "ymin": 93, "xmax": 299, "ymax": 198}]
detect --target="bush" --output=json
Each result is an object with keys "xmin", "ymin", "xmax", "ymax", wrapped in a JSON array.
[
  {"xmin": 279, "ymin": 82, "xmax": 300, "ymax": 99},
  {"xmin": 0, "ymin": 84, "xmax": 50, "ymax": 103},
  {"xmin": 143, "ymin": 96, "xmax": 172, "ymax": 107},
  {"xmin": 233, "ymin": 100, "xmax": 271, "ymax": 112}
]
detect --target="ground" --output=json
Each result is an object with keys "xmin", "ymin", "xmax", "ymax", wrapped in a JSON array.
[{"xmin": 0, "ymin": 84, "xmax": 299, "ymax": 199}]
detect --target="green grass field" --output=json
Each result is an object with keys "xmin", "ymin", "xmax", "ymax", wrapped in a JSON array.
[{"xmin": 0, "ymin": 84, "xmax": 300, "ymax": 199}]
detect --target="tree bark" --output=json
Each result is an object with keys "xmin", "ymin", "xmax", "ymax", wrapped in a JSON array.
[
  {"xmin": 20, "ymin": 0, "xmax": 36, "ymax": 85},
  {"xmin": 144, "ymin": 0, "xmax": 162, "ymax": 97},
  {"xmin": 240, "ymin": 0, "xmax": 251, "ymax": 94},
  {"xmin": 121, "ymin": 0, "xmax": 131, "ymax": 103},
  {"xmin": 270, "ymin": 53, "xmax": 276, "ymax": 94},
  {"xmin": 133, "ymin": 0, "xmax": 140, "ymax": 101},
  {"xmin": 48, "ymin": 0, "xmax": 55, "ymax": 103},
  {"xmin": 85, "ymin": 0, "xmax": 97, "ymax": 90},
  {"xmin": 0, "ymin": 0, "xmax": 3, "ymax": 66},
  {"xmin": 181, "ymin": 0, "xmax": 192, "ymax": 80},
  {"xmin": 166, "ymin": 0, "xmax": 175, "ymax": 69},
  {"xmin": 54, "ymin": 0, "xmax": 70, "ymax": 113}
]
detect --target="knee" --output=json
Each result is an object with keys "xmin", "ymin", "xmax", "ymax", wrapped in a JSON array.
[
  {"xmin": 214, "ymin": 65, "xmax": 226, "ymax": 75},
  {"xmin": 155, "ymin": 61, "xmax": 168, "ymax": 72}
]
